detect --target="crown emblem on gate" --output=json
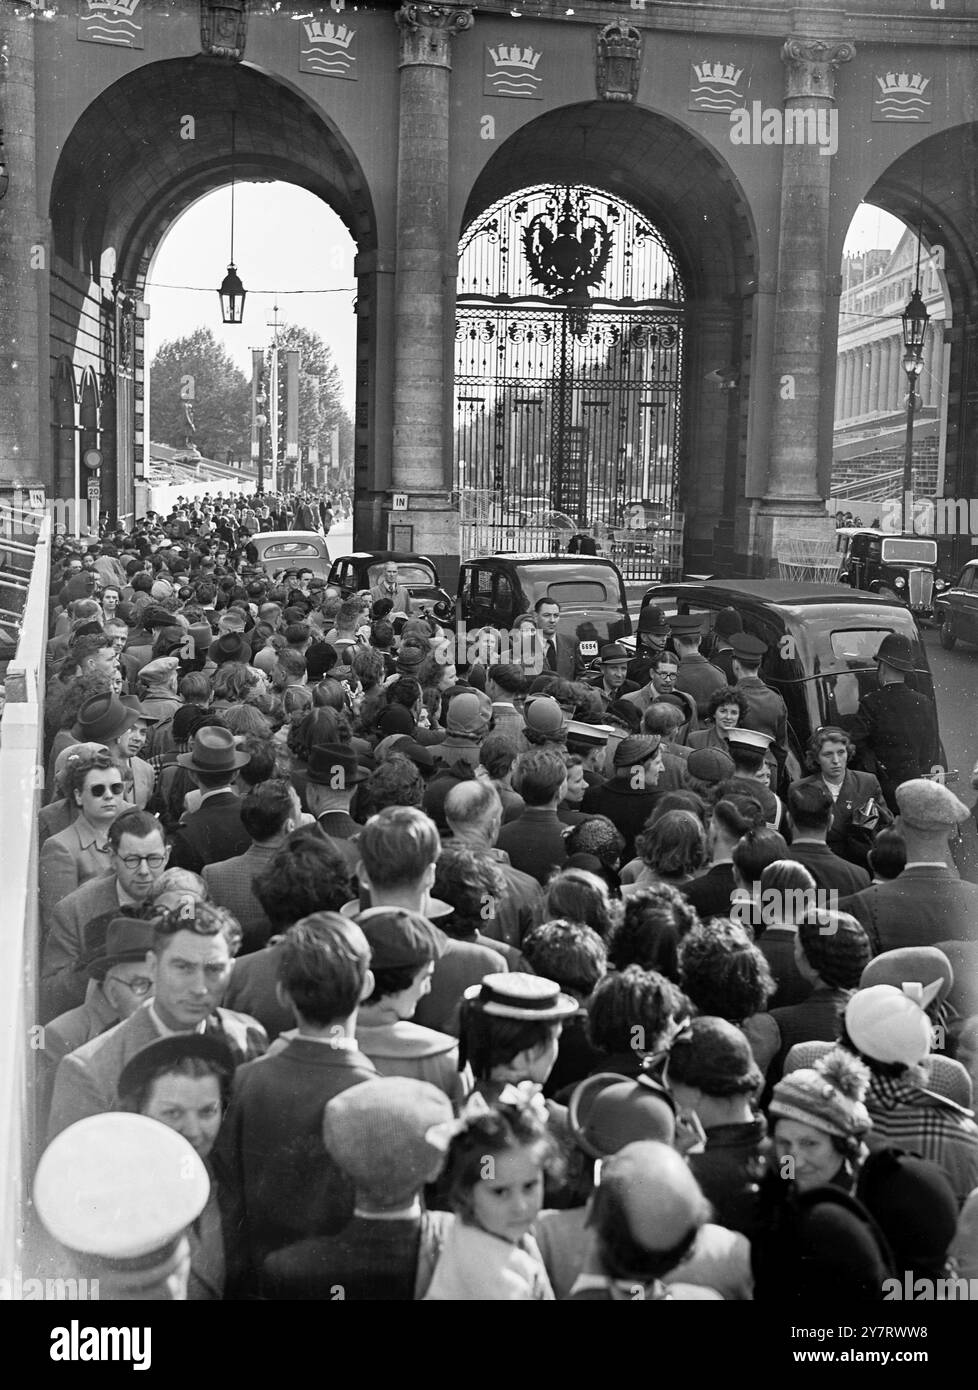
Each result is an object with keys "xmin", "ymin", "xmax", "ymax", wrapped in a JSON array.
[
  {"xmin": 876, "ymin": 72, "xmax": 930, "ymax": 96},
  {"xmin": 303, "ymin": 20, "xmax": 354, "ymax": 48},
  {"xmin": 489, "ymin": 45, "xmax": 542, "ymax": 70},
  {"xmin": 692, "ymin": 60, "xmax": 744, "ymax": 86},
  {"xmin": 86, "ymin": 0, "xmax": 141, "ymax": 14}
]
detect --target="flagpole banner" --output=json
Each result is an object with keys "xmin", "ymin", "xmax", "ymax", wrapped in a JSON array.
[
  {"xmin": 285, "ymin": 350, "xmax": 300, "ymax": 465},
  {"xmin": 251, "ymin": 348, "xmax": 264, "ymax": 462},
  {"xmin": 78, "ymin": 0, "xmax": 145, "ymax": 49}
]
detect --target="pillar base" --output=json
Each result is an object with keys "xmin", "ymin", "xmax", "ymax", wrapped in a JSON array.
[
  {"xmin": 381, "ymin": 491, "xmax": 461, "ymax": 593},
  {"xmin": 751, "ymin": 500, "xmax": 836, "ymax": 577}
]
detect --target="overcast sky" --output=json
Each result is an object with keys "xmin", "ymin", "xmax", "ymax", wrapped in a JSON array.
[{"xmin": 144, "ymin": 188, "xmax": 907, "ymax": 410}]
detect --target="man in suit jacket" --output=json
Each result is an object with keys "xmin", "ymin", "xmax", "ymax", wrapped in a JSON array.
[
  {"xmin": 495, "ymin": 747, "xmax": 572, "ymax": 885},
  {"xmin": 43, "ymin": 917, "xmax": 157, "ymax": 1067},
  {"xmin": 168, "ymin": 727, "xmax": 252, "ymax": 875},
  {"xmin": 203, "ymin": 779, "xmax": 307, "ymax": 955},
  {"xmin": 444, "ymin": 780, "xmax": 546, "ymax": 949},
  {"xmin": 785, "ymin": 783, "xmax": 871, "ymax": 899},
  {"xmin": 839, "ymin": 779, "xmax": 978, "ymax": 954},
  {"xmin": 212, "ymin": 913, "xmax": 377, "ymax": 1292},
  {"xmin": 41, "ymin": 810, "xmax": 172, "ymax": 1022},
  {"xmin": 369, "ymin": 561, "xmax": 413, "ymax": 615},
  {"xmin": 48, "ymin": 902, "xmax": 267, "ymax": 1140},
  {"xmin": 585, "ymin": 643, "xmax": 640, "ymax": 709},
  {"xmin": 527, "ymin": 597, "xmax": 585, "ymax": 680}
]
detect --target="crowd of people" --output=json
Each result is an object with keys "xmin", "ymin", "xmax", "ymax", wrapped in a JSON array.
[{"xmin": 26, "ymin": 488, "xmax": 978, "ymax": 1301}]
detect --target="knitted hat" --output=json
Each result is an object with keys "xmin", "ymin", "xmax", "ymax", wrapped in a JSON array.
[
  {"xmin": 446, "ymin": 689, "xmax": 492, "ymax": 738},
  {"xmin": 686, "ymin": 746, "xmax": 735, "ymax": 784},
  {"xmin": 569, "ymin": 1073, "xmax": 676, "ymax": 1159},
  {"xmin": 665, "ymin": 1016, "xmax": 763, "ymax": 1098},
  {"xmin": 768, "ymin": 1047, "xmax": 873, "ymax": 1142},
  {"xmin": 395, "ymin": 645, "xmax": 425, "ymax": 676},
  {"xmin": 172, "ymin": 704, "xmax": 213, "ymax": 743},
  {"xmin": 845, "ymin": 983, "xmax": 939, "ymax": 1066},
  {"xmin": 322, "ymin": 1077, "xmax": 452, "ymax": 1203},
  {"xmin": 798, "ymin": 911, "xmax": 872, "ymax": 991},
  {"xmin": 523, "ymin": 694, "xmax": 565, "ymax": 737}
]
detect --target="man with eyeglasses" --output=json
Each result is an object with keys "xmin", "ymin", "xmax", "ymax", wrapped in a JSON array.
[
  {"xmin": 47, "ymin": 898, "xmax": 267, "ymax": 1142},
  {"xmin": 42, "ymin": 917, "xmax": 157, "ymax": 1066},
  {"xmin": 41, "ymin": 809, "xmax": 171, "ymax": 1022}
]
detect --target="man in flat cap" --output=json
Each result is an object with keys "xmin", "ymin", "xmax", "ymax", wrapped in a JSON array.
[
  {"xmin": 670, "ymin": 615, "xmax": 727, "ymax": 719},
  {"xmin": 844, "ymin": 632, "xmax": 941, "ymax": 813},
  {"xmin": 839, "ymin": 778, "xmax": 978, "ymax": 954}
]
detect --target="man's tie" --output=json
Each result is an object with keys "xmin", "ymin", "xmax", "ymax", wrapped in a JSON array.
[{"xmin": 545, "ymin": 639, "xmax": 557, "ymax": 671}]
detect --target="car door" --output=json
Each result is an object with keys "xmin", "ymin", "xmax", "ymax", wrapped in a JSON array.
[{"xmin": 956, "ymin": 563, "xmax": 978, "ymax": 643}]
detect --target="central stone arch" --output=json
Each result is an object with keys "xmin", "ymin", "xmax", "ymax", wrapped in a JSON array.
[
  {"xmin": 459, "ymin": 102, "xmax": 759, "ymax": 571},
  {"xmin": 47, "ymin": 57, "xmax": 377, "ymax": 523}
]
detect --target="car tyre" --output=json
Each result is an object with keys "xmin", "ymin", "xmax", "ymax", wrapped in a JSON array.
[{"xmin": 939, "ymin": 617, "xmax": 957, "ymax": 650}]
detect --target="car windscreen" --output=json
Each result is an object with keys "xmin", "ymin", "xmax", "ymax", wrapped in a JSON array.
[
  {"xmin": 881, "ymin": 538, "xmax": 937, "ymax": 565},
  {"xmin": 368, "ymin": 563, "xmax": 435, "ymax": 587},
  {"xmin": 261, "ymin": 541, "xmax": 321, "ymax": 558}
]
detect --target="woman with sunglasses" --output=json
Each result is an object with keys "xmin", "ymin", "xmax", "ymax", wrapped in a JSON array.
[{"xmin": 39, "ymin": 748, "xmax": 127, "ymax": 930}]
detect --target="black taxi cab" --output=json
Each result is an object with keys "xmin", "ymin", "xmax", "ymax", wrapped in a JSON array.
[
  {"xmin": 327, "ymin": 551, "xmax": 454, "ymax": 617},
  {"xmin": 835, "ymin": 527, "xmax": 946, "ymax": 621},
  {"xmin": 456, "ymin": 553, "xmax": 631, "ymax": 665},
  {"xmin": 638, "ymin": 579, "xmax": 946, "ymax": 783}
]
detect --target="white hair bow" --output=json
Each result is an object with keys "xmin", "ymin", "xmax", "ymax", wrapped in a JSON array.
[
  {"xmin": 425, "ymin": 1091, "xmax": 491, "ymax": 1152},
  {"xmin": 497, "ymin": 1081, "xmax": 550, "ymax": 1124}
]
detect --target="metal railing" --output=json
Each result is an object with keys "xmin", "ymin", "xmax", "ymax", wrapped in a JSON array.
[{"xmin": 0, "ymin": 514, "xmax": 50, "ymax": 1285}]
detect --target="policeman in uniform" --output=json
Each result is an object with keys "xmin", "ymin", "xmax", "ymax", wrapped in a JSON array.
[
  {"xmin": 846, "ymin": 632, "xmax": 941, "ymax": 813},
  {"xmin": 670, "ymin": 614, "xmax": 727, "ymax": 719},
  {"xmin": 33, "ymin": 1112, "xmax": 210, "ymax": 1300},
  {"xmin": 730, "ymin": 631, "xmax": 789, "ymax": 787},
  {"xmin": 626, "ymin": 605, "xmax": 671, "ymax": 687}
]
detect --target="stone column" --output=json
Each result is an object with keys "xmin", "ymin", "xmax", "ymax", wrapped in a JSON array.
[
  {"xmin": 888, "ymin": 333, "xmax": 903, "ymax": 413},
  {"xmin": 876, "ymin": 338, "xmax": 890, "ymax": 413},
  {"xmin": 844, "ymin": 350, "xmax": 856, "ymax": 419},
  {"xmin": 835, "ymin": 350, "xmax": 846, "ymax": 417},
  {"xmin": 756, "ymin": 36, "xmax": 855, "ymax": 570},
  {"xmin": 868, "ymin": 341, "xmax": 882, "ymax": 417},
  {"xmin": 389, "ymin": 3, "xmax": 473, "ymax": 566},
  {"xmin": 0, "ymin": 6, "xmax": 48, "ymax": 499}
]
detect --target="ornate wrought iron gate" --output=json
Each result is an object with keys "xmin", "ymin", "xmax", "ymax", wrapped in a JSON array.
[{"xmin": 455, "ymin": 185, "xmax": 685, "ymax": 572}]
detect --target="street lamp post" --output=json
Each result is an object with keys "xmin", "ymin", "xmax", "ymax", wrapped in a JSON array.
[{"xmin": 901, "ymin": 286, "xmax": 930, "ymax": 520}]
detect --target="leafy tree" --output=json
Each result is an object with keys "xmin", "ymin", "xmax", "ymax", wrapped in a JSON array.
[{"xmin": 149, "ymin": 327, "xmax": 252, "ymax": 460}]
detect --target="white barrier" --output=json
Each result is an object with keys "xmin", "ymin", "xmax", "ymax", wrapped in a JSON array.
[{"xmin": 0, "ymin": 515, "xmax": 50, "ymax": 1284}]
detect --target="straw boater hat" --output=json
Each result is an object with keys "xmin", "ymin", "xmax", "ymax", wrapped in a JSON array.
[{"xmin": 463, "ymin": 972, "xmax": 578, "ymax": 1022}]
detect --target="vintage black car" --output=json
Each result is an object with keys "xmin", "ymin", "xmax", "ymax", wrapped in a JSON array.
[
  {"xmin": 835, "ymin": 527, "xmax": 947, "ymax": 620},
  {"xmin": 638, "ymin": 580, "xmax": 947, "ymax": 783},
  {"xmin": 456, "ymin": 553, "xmax": 631, "ymax": 665},
  {"xmin": 934, "ymin": 558, "xmax": 978, "ymax": 651},
  {"xmin": 327, "ymin": 551, "xmax": 454, "ymax": 617}
]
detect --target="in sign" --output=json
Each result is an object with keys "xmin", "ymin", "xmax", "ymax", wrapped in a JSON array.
[{"xmin": 392, "ymin": 493, "xmax": 408, "ymax": 511}]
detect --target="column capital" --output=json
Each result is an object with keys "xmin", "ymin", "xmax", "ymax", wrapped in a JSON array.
[
  {"xmin": 396, "ymin": 4, "xmax": 473, "ymax": 69},
  {"xmin": 780, "ymin": 37, "xmax": 855, "ymax": 102}
]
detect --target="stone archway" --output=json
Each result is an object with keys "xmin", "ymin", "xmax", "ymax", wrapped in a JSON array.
[
  {"xmin": 858, "ymin": 124, "xmax": 978, "ymax": 568},
  {"xmin": 47, "ymin": 57, "xmax": 376, "ymax": 523},
  {"xmin": 458, "ymin": 102, "xmax": 758, "ymax": 571}
]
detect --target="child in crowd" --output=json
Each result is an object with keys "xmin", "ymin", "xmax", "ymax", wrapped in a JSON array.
[{"xmin": 424, "ymin": 1084, "xmax": 563, "ymax": 1300}]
